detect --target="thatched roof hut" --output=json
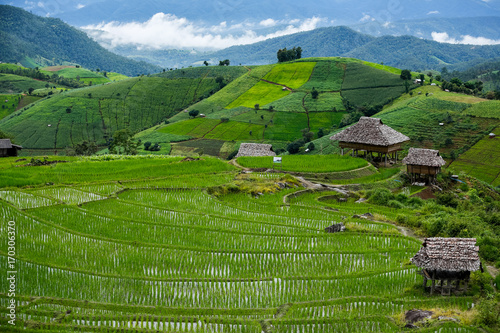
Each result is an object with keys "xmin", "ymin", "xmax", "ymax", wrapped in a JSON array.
[
  {"xmin": 235, "ymin": 143, "xmax": 276, "ymax": 158},
  {"xmin": 330, "ymin": 117, "xmax": 409, "ymax": 164},
  {"xmin": 411, "ymin": 238, "xmax": 481, "ymax": 295},
  {"xmin": 331, "ymin": 117, "xmax": 410, "ymax": 149},
  {"xmin": 403, "ymin": 148, "xmax": 446, "ymax": 181},
  {"xmin": 0, "ymin": 139, "xmax": 22, "ymax": 157},
  {"xmin": 403, "ymin": 148, "xmax": 446, "ymax": 168},
  {"xmin": 411, "ymin": 238, "xmax": 480, "ymax": 273}
]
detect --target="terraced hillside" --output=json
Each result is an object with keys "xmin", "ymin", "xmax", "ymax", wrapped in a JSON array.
[
  {"xmin": 0, "ymin": 66, "xmax": 248, "ymax": 151},
  {"xmin": 0, "ymin": 155, "xmax": 489, "ymax": 332},
  {"xmin": 149, "ymin": 57, "xmax": 409, "ymax": 157},
  {"xmin": 376, "ymin": 86, "xmax": 500, "ymax": 162}
]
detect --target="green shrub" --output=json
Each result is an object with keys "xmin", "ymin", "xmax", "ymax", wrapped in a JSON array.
[
  {"xmin": 436, "ymin": 193, "xmax": 459, "ymax": 208},
  {"xmin": 367, "ymin": 188, "xmax": 394, "ymax": 206},
  {"xmin": 474, "ymin": 297, "xmax": 500, "ymax": 327},
  {"xmin": 423, "ymin": 215, "xmax": 448, "ymax": 236},
  {"xmin": 387, "ymin": 200, "xmax": 404, "ymax": 209}
]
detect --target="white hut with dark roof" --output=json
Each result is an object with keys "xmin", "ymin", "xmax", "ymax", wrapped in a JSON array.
[
  {"xmin": 411, "ymin": 238, "xmax": 482, "ymax": 295},
  {"xmin": 403, "ymin": 148, "xmax": 446, "ymax": 183},
  {"xmin": 235, "ymin": 143, "xmax": 276, "ymax": 158},
  {"xmin": 0, "ymin": 139, "xmax": 22, "ymax": 157},
  {"xmin": 330, "ymin": 117, "xmax": 410, "ymax": 164}
]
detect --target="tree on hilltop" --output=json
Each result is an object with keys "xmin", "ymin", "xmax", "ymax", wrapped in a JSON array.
[
  {"xmin": 400, "ymin": 69, "xmax": 411, "ymax": 81},
  {"xmin": 277, "ymin": 47, "xmax": 302, "ymax": 62}
]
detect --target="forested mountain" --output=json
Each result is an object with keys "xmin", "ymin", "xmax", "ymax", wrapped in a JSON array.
[
  {"xmin": 352, "ymin": 16, "xmax": 500, "ymax": 40},
  {"xmin": 0, "ymin": 5, "xmax": 161, "ymax": 76},
  {"xmin": 122, "ymin": 26, "xmax": 500, "ymax": 71},
  {"xmin": 345, "ymin": 35, "xmax": 500, "ymax": 71}
]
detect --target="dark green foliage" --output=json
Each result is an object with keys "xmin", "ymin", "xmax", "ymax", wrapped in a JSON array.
[
  {"xmin": 474, "ymin": 296, "xmax": 500, "ymax": 328},
  {"xmin": 477, "ymin": 237, "xmax": 500, "ymax": 263},
  {"xmin": 189, "ymin": 109, "xmax": 200, "ymax": 118},
  {"xmin": 400, "ymin": 69, "xmax": 412, "ymax": 81},
  {"xmin": 339, "ymin": 111, "xmax": 363, "ymax": 128},
  {"xmin": 277, "ymin": 47, "xmax": 302, "ymax": 63},
  {"xmin": 286, "ymin": 139, "xmax": 304, "ymax": 154},
  {"xmin": 72, "ymin": 141, "xmax": 98, "ymax": 156},
  {"xmin": 311, "ymin": 88, "xmax": 319, "ymax": 99},
  {"xmin": 307, "ymin": 142, "xmax": 315, "ymax": 151},
  {"xmin": 301, "ymin": 128, "xmax": 314, "ymax": 142},
  {"xmin": 436, "ymin": 193, "xmax": 459, "ymax": 208},
  {"xmin": 218, "ymin": 59, "xmax": 230, "ymax": 66},
  {"xmin": 144, "ymin": 142, "xmax": 152, "ymax": 150},
  {"xmin": 108, "ymin": 129, "xmax": 140, "ymax": 155},
  {"xmin": 226, "ymin": 150, "xmax": 238, "ymax": 160}
]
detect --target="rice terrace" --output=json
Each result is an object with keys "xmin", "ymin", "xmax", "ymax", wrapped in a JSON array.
[{"xmin": 1, "ymin": 8, "xmax": 500, "ymax": 331}]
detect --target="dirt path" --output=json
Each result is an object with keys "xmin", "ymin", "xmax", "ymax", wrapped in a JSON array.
[
  {"xmin": 486, "ymin": 265, "xmax": 499, "ymax": 279},
  {"xmin": 260, "ymin": 79, "xmax": 293, "ymax": 91}
]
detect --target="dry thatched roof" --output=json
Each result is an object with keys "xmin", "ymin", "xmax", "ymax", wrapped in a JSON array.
[
  {"xmin": 235, "ymin": 143, "xmax": 276, "ymax": 158},
  {"xmin": 0, "ymin": 139, "xmax": 13, "ymax": 149},
  {"xmin": 411, "ymin": 238, "xmax": 480, "ymax": 272},
  {"xmin": 403, "ymin": 148, "xmax": 446, "ymax": 167},
  {"xmin": 330, "ymin": 117, "xmax": 410, "ymax": 146}
]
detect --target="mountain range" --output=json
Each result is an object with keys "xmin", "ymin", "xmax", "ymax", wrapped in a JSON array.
[
  {"xmin": 112, "ymin": 26, "xmax": 500, "ymax": 71},
  {"xmin": 2, "ymin": 4, "xmax": 500, "ymax": 74},
  {"xmin": 0, "ymin": 5, "xmax": 160, "ymax": 76}
]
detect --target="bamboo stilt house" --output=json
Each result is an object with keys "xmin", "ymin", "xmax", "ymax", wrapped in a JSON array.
[
  {"xmin": 0, "ymin": 139, "xmax": 22, "ymax": 157},
  {"xmin": 330, "ymin": 117, "xmax": 409, "ymax": 164},
  {"xmin": 235, "ymin": 143, "xmax": 276, "ymax": 158},
  {"xmin": 402, "ymin": 148, "xmax": 446, "ymax": 183},
  {"xmin": 411, "ymin": 238, "xmax": 482, "ymax": 295}
]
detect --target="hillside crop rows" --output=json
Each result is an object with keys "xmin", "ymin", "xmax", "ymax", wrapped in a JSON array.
[
  {"xmin": 451, "ymin": 135, "xmax": 500, "ymax": 186},
  {"xmin": 378, "ymin": 90, "xmax": 500, "ymax": 158},
  {"xmin": 0, "ymin": 156, "xmax": 481, "ymax": 332},
  {"xmin": 0, "ymin": 76, "xmax": 222, "ymax": 149}
]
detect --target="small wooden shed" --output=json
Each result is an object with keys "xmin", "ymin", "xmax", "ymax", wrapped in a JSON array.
[
  {"xmin": 411, "ymin": 238, "xmax": 482, "ymax": 295},
  {"xmin": 235, "ymin": 143, "xmax": 276, "ymax": 158},
  {"xmin": 0, "ymin": 139, "xmax": 22, "ymax": 157},
  {"xmin": 402, "ymin": 148, "xmax": 446, "ymax": 183},
  {"xmin": 330, "ymin": 117, "xmax": 410, "ymax": 165}
]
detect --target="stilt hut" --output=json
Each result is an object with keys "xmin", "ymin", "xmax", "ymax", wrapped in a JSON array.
[
  {"xmin": 402, "ymin": 148, "xmax": 446, "ymax": 184},
  {"xmin": 411, "ymin": 238, "xmax": 482, "ymax": 295},
  {"xmin": 0, "ymin": 139, "xmax": 22, "ymax": 157},
  {"xmin": 330, "ymin": 117, "xmax": 409, "ymax": 165},
  {"xmin": 235, "ymin": 143, "xmax": 276, "ymax": 158}
]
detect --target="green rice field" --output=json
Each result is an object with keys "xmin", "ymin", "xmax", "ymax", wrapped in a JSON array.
[
  {"xmin": 0, "ymin": 155, "xmax": 482, "ymax": 332},
  {"xmin": 236, "ymin": 155, "xmax": 368, "ymax": 172}
]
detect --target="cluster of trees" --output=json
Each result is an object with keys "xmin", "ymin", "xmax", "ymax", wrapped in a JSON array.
[
  {"xmin": 339, "ymin": 103, "xmax": 383, "ymax": 128},
  {"xmin": 67, "ymin": 141, "xmax": 98, "ymax": 156},
  {"xmin": 0, "ymin": 66, "xmax": 85, "ymax": 88},
  {"xmin": 285, "ymin": 128, "xmax": 319, "ymax": 154},
  {"xmin": 441, "ymin": 77, "xmax": 484, "ymax": 95},
  {"xmin": 108, "ymin": 129, "xmax": 140, "ymax": 155},
  {"xmin": 218, "ymin": 59, "xmax": 230, "ymax": 66},
  {"xmin": 143, "ymin": 141, "xmax": 161, "ymax": 151},
  {"xmin": 277, "ymin": 47, "xmax": 302, "ymax": 63}
]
